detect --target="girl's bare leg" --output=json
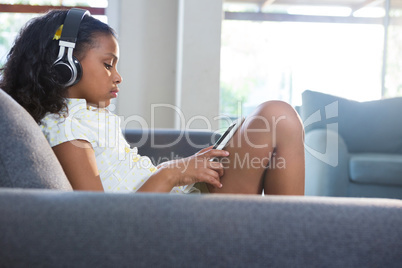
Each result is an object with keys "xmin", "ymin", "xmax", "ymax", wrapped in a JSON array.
[{"xmin": 208, "ymin": 101, "xmax": 305, "ymax": 195}]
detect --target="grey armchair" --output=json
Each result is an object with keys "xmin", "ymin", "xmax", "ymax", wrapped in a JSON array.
[{"xmin": 301, "ymin": 90, "xmax": 402, "ymax": 199}]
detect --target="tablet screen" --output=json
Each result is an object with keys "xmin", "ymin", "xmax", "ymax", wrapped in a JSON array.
[{"xmin": 213, "ymin": 122, "xmax": 237, "ymax": 149}]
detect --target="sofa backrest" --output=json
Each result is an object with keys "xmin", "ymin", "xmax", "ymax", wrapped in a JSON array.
[
  {"xmin": 301, "ymin": 90, "xmax": 402, "ymax": 154},
  {"xmin": 124, "ymin": 129, "xmax": 220, "ymax": 166},
  {"xmin": 0, "ymin": 89, "xmax": 72, "ymax": 190}
]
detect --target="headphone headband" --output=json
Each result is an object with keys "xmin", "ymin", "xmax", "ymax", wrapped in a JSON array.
[{"xmin": 60, "ymin": 8, "xmax": 90, "ymax": 44}]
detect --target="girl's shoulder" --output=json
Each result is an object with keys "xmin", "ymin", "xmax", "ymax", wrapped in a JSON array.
[
  {"xmin": 40, "ymin": 98, "xmax": 121, "ymax": 148},
  {"xmin": 41, "ymin": 98, "xmax": 115, "ymax": 125},
  {"xmin": 40, "ymin": 99, "xmax": 99, "ymax": 147}
]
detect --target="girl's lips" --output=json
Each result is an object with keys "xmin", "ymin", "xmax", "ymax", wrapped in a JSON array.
[{"xmin": 111, "ymin": 89, "xmax": 119, "ymax": 98}]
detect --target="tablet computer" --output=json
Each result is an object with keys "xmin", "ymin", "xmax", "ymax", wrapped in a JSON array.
[
  {"xmin": 182, "ymin": 117, "xmax": 245, "ymax": 193},
  {"xmin": 213, "ymin": 117, "xmax": 245, "ymax": 150}
]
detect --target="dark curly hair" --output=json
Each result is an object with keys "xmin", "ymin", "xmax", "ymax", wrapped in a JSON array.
[{"xmin": 0, "ymin": 9, "xmax": 116, "ymax": 123}]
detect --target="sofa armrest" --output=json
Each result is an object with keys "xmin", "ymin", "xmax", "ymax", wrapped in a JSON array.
[
  {"xmin": 305, "ymin": 129, "xmax": 350, "ymax": 196},
  {"xmin": 123, "ymin": 129, "xmax": 220, "ymax": 165}
]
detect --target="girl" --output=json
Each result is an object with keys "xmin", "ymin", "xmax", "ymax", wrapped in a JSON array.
[{"xmin": 0, "ymin": 9, "xmax": 305, "ymax": 195}]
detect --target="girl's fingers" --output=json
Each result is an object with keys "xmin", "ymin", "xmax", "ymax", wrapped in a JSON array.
[
  {"xmin": 208, "ymin": 161, "xmax": 224, "ymax": 177},
  {"xmin": 205, "ymin": 149, "xmax": 229, "ymax": 160},
  {"xmin": 196, "ymin": 146, "xmax": 214, "ymax": 155},
  {"xmin": 178, "ymin": 152, "xmax": 226, "ymax": 188},
  {"xmin": 203, "ymin": 170, "xmax": 222, "ymax": 188}
]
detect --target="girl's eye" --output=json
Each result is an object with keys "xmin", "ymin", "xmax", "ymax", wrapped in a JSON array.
[{"xmin": 104, "ymin": 63, "xmax": 112, "ymax": 70}]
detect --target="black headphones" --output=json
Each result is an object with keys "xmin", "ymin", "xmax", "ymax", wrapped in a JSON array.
[{"xmin": 52, "ymin": 8, "xmax": 90, "ymax": 87}]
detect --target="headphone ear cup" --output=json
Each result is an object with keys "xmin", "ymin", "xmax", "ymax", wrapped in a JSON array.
[
  {"xmin": 72, "ymin": 56, "xmax": 82, "ymax": 85},
  {"xmin": 52, "ymin": 59, "xmax": 73, "ymax": 86},
  {"xmin": 52, "ymin": 55, "xmax": 82, "ymax": 87}
]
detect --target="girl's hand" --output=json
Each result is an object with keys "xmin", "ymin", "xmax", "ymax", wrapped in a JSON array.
[{"xmin": 163, "ymin": 148, "xmax": 229, "ymax": 189}]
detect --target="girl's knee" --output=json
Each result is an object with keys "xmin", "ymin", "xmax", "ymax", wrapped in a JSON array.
[
  {"xmin": 252, "ymin": 101, "xmax": 304, "ymax": 145},
  {"xmin": 257, "ymin": 100, "xmax": 295, "ymax": 116},
  {"xmin": 254, "ymin": 101, "xmax": 302, "ymax": 128}
]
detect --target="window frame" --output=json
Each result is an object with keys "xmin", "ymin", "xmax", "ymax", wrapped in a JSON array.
[{"xmin": 0, "ymin": 4, "xmax": 105, "ymax": 15}]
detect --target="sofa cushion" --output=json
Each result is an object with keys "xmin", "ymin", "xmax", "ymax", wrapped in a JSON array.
[
  {"xmin": 349, "ymin": 153, "xmax": 402, "ymax": 187},
  {"xmin": 301, "ymin": 90, "xmax": 402, "ymax": 154},
  {"xmin": 0, "ymin": 89, "xmax": 72, "ymax": 190}
]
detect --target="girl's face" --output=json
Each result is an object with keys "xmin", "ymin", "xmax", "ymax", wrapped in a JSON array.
[{"xmin": 68, "ymin": 34, "xmax": 122, "ymax": 108}]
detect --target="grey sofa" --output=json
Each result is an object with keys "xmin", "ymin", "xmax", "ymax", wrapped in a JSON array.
[
  {"xmin": 1, "ymin": 88, "xmax": 402, "ymax": 267},
  {"xmin": 301, "ymin": 90, "xmax": 402, "ymax": 199}
]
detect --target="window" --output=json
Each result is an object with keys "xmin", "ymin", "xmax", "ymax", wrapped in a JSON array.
[
  {"xmin": 220, "ymin": 0, "xmax": 401, "ymax": 119},
  {"xmin": 0, "ymin": 0, "xmax": 107, "ymax": 67},
  {"xmin": 386, "ymin": 1, "xmax": 402, "ymax": 97}
]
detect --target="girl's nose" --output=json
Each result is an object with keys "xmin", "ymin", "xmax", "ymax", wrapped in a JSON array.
[{"xmin": 115, "ymin": 71, "xmax": 123, "ymax": 84}]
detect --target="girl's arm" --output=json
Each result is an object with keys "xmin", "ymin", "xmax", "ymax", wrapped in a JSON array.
[
  {"xmin": 52, "ymin": 140, "xmax": 104, "ymax": 191},
  {"xmin": 53, "ymin": 139, "xmax": 228, "ymax": 192}
]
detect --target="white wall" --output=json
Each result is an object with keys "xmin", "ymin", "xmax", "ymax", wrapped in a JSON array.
[{"xmin": 107, "ymin": 0, "xmax": 223, "ymax": 131}]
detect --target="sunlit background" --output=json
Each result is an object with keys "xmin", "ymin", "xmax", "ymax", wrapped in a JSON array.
[
  {"xmin": 1, "ymin": 0, "xmax": 402, "ymax": 121},
  {"xmin": 220, "ymin": 0, "xmax": 402, "ymax": 119}
]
